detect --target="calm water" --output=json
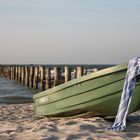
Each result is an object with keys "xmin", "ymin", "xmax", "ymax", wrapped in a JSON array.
[{"xmin": 0, "ymin": 77, "xmax": 38, "ymax": 104}]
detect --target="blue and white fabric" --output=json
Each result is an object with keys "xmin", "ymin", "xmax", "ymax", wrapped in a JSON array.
[{"xmin": 108, "ymin": 57, "xmax": 140, "ymax": 131}]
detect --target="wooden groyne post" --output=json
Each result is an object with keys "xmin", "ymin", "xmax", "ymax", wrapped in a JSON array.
[
  {"xmin": 64, "ymin": 66, "xmax": 71, "ymax": 82},
  {"xmin": 29, "ymin": 66, "xmax": 34, "ymax": 88},
  {"xmin": 33, "ymin": 66, "xmax": 38, "ymax": 89},
  {"xmin": 76, "ymin": 66, "xmax": 84, "ymax": 78},
  {"xmin": 25, "ymin": 66, "xmax": 29, "ymax": 86},
  {"xmin": 39, "ymin": 66, "xmax": 44, "ymax": 90},
  {"xmin": 21, "ymin": 66, "xmax": 25, "ymax": 85},
  {"xmin": 44, "ymin": 67, "xmax": 51, "ymax": 90}
]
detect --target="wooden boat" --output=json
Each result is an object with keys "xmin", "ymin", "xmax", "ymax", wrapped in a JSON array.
[{"xmin": 33, "ymin": 64, "xmax": 140, "ymax": 118}]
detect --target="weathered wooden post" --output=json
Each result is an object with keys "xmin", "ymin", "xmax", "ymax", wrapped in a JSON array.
[
  {"xmin": 16, "ymin": 66, "xmax": 18, "ymax": 81},
  {"xmin": 0, "ymin": 65, "xmax": 1, "ymax": 77},
  {"xmin": 43, "ymin": 67, "xmax": 51, "ymax": 90},
  {"xmin": 41, "ymin": 67, "xmax": 44, "ymax": 90},
  {"xmin": 13, "ymin": 66, "xmax": 16, "ymax": 79},
  {"xmin": 1, "ymin": 66, "xmax": 2, "ymax": 76},
  {"xmin": 4, "ymin": 66, "xmax": 7, "ymax": 78},
  {"xmin": 2, "ymin": 66, "xmax": 4, "ymax": 77},
  {"xmin": 5, "ymin": 66, "xmax": 8, "ymax": 78},
  {"xmin": 1, "ymin": 65, "xmax": 2, "ymax": 77},
  {"xmin": 29, "ymin": 66, "xmax": 34, "ymax": 87},
  {"xmin": 3, "ymin": 66, "xmax": 6, "ymax": 78},
  {"xmin": 76, "ymin": 66, "xmax": 84, "ymax": 78},
  {"xmin": 17, "ymin": 66, "xmax": 21, "ymax": 83},
  {"xmin": 6, "ymin": 66, "xmax": 8, "ymax": 78},
  {"xmin": 0, "ymin": 65, "xmax": 1, "ymax": 76},
  {"xmin": 39, "ymin": 66, "xmax": 44, "ymax": 90},
  {"xmin": 42, "ymin": 66, "xmax": 45, "ymax": 90},
  {"xmin": 7, "ymin": 66, "xmax": 9, "ymax": 79},
  {"xmin": 25, "ymin": 66, "xmax": 29, "ymax": 86},
  {"xmin": 7, "ymin": 66, "xmax": 10, "ymax": 79},
  {"xmin": 21, "ymin": 66, "xmax": 25, "ymax": 85},
  {"xmin": 3, "ymin": 66, "xmax": 5, "ymax": 78},
  {"xmin": 0, "ymin": 65, "xmax": 2, "ymax": 77},
  {"xmin": 33, "ymin": 66, "xmax": 38, "ymax": 89},
  {"xmin": 10, "ymin": 66, "xmax": 13, "ymax": 79},
  {"xmin": 5, "ymin": 66, "xmax": 7, "ymax": 78},
  {"xmin": 64, "ymin": 66, "xmax": 71, "ymax": 82},
  {"xmin": 12, "ymin": 66, "xmax": 14, "ymax": 79},
  {"xmin": 13, "ymin": 66, "xmax": 15, "ymax": 79},
  {"xmin": 1, "ymin": 65, "xmax": 3, "ymax": 77},
  {"xmin": 17, "ymin": 65, "xmax": 19, "ymax": 82},
  {"xmin": 2, "ymin": 65, "xmax": 6, "ymax": 78},
  {"xmin": 15, "ymin": 66, "xmax": 18, "ymax": 81},
  {"xmin": 3, "ymin": 66, "xmax": 5, "ymax": 77},
  {"xmin": 9, "ymin": 66, "xmax": 11, "ymax": 79},
  {"xmin": 3, "ymin": 66, "xmax": 4, "ymax": 78},
  {"xmin": 53, "ymin": 66, "xmax": 59, "ymax": 87}
]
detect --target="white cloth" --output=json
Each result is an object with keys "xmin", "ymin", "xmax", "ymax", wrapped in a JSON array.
[{"xmin": 108, "ymin": 57, "xmax": 140, "ymax": 131}]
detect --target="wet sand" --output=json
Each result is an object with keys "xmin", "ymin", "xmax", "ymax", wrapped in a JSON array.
[{"xmin": 0, "ymin": 103, "xmax": 140, "ymax": 140}]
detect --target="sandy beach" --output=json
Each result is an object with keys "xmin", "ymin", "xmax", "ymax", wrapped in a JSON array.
[{"xmin": 0, "ymin": 103, "xmax": 139, "ymax": 140}]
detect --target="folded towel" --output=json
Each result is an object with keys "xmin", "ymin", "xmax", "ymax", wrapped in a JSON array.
[{"xmin": 108, "ymin": 57, "xmax": 140, "ymax": 131}]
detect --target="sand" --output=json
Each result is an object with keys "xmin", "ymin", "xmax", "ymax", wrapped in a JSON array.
[{"xmin": 0, "ymin": 104, "xmax": 140, "ymax": 140}]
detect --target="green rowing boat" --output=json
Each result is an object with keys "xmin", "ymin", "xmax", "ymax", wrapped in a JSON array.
[{"xmin": 33, "ymin": 64, "xmax": 140, "ymax": 118}]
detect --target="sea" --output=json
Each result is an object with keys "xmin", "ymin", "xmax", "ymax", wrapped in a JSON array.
[{"xmin": 0, "ymin": 77, "xmax": 38, "ymax": 104}]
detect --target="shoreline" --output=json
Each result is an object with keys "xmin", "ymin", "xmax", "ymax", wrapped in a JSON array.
[{"xmin": 0, "ymin": 103, "xmax": 140, "ymax": 140}]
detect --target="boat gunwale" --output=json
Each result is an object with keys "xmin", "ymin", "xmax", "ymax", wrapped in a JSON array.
[{"xmin": 33, "ymin": 63, "xmax": 128, "ymax": 99}]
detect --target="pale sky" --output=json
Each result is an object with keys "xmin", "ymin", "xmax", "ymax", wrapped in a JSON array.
[{"xmin": 0, "ymin": 0, "xmax": 140, "ymax": 64}]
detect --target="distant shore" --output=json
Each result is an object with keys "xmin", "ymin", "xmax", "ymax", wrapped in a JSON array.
[{"xmin": 0, "ymin": 103, "xmax": 140, "ymax": 140}]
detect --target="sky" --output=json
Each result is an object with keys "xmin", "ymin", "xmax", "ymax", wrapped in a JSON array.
[{"xmin": 0, "ymin": 0, "xmax": 140, "ymax": 64}]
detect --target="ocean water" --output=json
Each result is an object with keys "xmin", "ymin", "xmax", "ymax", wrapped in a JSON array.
[{"xmin": 0, "ymin": 77, "xmax": 38, "ymax": 104}]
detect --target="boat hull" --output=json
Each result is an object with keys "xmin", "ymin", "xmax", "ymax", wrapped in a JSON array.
[{"xmin": 33, "ymin": 64, "xmax": 140, "ymax": 117}]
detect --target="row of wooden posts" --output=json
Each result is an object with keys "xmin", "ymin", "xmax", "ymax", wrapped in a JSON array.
[{"xmin": 0, "ymin": 65, "xmax": 94, "ymax": 91}]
